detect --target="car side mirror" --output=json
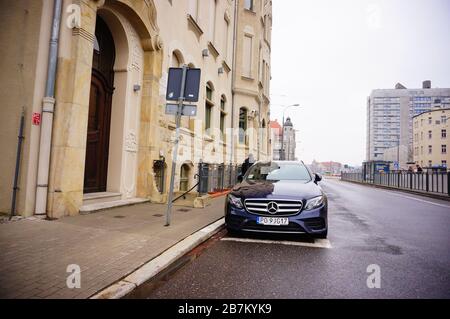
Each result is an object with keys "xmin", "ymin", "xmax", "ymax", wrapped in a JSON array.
[
  {"xmin": 237, "ymin": 174, "xmax": 243, "ymax": 183},
  {"xmin": 314, "ymin": 173, "xmax": 322, "ymax": 183}
]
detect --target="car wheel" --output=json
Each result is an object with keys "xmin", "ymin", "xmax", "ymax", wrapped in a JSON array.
[{"xmin": 226, "ymin": 227, "xmax": 240, "ymax": 237}]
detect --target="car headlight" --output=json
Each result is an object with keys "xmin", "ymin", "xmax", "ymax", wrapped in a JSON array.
[
  {"xmin": 304, "ymin": 195, "xmax": 324, "ymax": 210},
  {"xmin": 228, "ymin": 194, "xmax": 243, "ymax": 209}
]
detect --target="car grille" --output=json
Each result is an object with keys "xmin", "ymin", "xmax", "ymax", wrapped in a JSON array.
[{"xmin": 244, "ymin": 199, "xmax": 303, "ymax": 217}]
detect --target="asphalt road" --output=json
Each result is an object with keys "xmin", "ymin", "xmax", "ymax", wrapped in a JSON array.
[{"xmin": 144, "ymin": 179, "xmax": 450, "ymax": 299}]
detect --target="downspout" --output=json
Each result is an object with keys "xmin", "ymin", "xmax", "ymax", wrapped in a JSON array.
[
  {"xmin": 35, "ymin": 0, "xmax": 63, "ymax": 216},
  {"xmin": 230, "ymin": 0, "xmax": 239, "ymax": 176}
]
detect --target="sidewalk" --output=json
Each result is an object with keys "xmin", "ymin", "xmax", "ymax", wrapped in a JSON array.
[{"xmin": 0, "ymin": 197, "xmax": 226, "ymax": 299}]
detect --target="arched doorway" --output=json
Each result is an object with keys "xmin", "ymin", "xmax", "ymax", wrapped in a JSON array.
[{"xmin": 84, "ymin": 16, "xmax": 116, "ymax": 193}]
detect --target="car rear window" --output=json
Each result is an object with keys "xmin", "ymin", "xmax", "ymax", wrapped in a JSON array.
[{"xmin": 246, "ymin": 163, "xmax": 312, "ymax": 182}]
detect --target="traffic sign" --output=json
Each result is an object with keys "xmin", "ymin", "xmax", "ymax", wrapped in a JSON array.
[
  {"xmin": 165, "ymin": 104, "xmax": 197, "ymax": 117},
  {"xmin": 166, "ymin": 67, "xmax": 201, "ymax": 102}
]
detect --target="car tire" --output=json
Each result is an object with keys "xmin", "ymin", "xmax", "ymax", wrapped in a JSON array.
[{"xmin": 226, "ymin": 227, "xmax": 240, "ymax": 237}]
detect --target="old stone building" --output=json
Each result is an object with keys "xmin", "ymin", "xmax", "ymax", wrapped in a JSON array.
[{"xmin": 0, "ymin": 0, "xmax": 272, "ymax": 218}]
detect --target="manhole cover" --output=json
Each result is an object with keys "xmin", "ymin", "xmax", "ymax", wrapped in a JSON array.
[
  {"xmin": 178, "ymin": 208, "xmax": 191, "ymax": 212},
  {"xmin": 114, "ymin": 215, "xmax": 126, "ymax": 219},
  {"xmin": 153, "ymin": 214, "xmax": 164, "ymax": 217}
]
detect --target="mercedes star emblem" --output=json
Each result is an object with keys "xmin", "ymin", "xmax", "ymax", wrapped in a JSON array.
[{"xmin": 267, "ymin": 202, "xmax": 279, "ymax": 214}]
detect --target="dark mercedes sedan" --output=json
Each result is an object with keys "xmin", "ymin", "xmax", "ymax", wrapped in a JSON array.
[{"xmin": 225, "ymin": 161, "xmax": 328, "ymax": 238}]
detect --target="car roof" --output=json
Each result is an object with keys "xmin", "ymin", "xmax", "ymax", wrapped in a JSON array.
[{"xmin": 254, "ymin": 160, "xmax": 305, "ymax": 165}]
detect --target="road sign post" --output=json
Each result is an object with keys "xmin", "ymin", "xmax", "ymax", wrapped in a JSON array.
[
  {"xmin": 164, "ymin": 66, "xmax": 200, "ymax": 227},
  {"xmin": 165, "ymin": 66, "xmax": 187, "ymax": 226}
]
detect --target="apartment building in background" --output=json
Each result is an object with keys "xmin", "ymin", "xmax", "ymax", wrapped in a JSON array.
[
  {"xmin": 309, "ymin": 160, "xmax": 343, "ymax": 175},
  {"xmin": 0, "ymin": 0, "xmax": 272, "ymax": 218},
  {"xmin": 366, "ymin": 81, "xmax": 450, "ymax": 169},
  {"xmin": 413, "ymin": 107, "xmax": 450, "ymax": 169}
]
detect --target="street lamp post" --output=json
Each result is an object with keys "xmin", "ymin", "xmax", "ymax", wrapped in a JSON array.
[{"xmin": 281, "ymin": 104, "xmax": 300, "ymax": 160}]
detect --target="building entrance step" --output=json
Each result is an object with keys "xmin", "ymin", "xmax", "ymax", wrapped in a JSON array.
[{"xmin": 79, "ymin": 198, "xmax": 150, "ymax": 214}]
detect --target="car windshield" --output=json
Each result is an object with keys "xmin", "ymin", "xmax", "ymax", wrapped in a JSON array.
[{"xmin": 245, "ymin": 162, "xmax": 312, "ymax": 182}]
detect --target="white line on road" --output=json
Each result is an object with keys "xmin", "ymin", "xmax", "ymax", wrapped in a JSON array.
[
  {"xmin": 327, "ymin": 178, "xmax": 450, "ymax": 209},
  {"xmin": 221, "ymin": 237, "xmax": 332, "ymax": 249},
  {"xmin": 377, "ymin": 190, "xmax": 450, "ymax": 209}
]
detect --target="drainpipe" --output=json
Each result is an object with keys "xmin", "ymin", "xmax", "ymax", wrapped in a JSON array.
[
  {"xmin": 35, "ymin": 0, "xmax": 63, "ymax": 216},
  {"xmin": 230, "ymin": 0, "xmax": 239, "ymax": 175}
]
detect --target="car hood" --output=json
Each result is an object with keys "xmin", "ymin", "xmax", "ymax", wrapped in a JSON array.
[{"xmin": 231, "ymin": 179, "xmax": 323, "ymax": 200}]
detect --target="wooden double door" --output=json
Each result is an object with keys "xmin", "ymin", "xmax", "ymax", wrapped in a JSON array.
[{"xmin": 83, "ymin": 16, "xmax": 116, "ymax": 194}]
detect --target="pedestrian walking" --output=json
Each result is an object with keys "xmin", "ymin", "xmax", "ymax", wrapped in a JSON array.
[{"xmin": 241, "ymin": 154, "xmax": 255, "ymax": 176}]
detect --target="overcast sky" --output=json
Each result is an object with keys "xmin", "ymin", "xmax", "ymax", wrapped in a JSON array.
[{"xmin": 270, "ymin": 0, "xmax": 450, "ymax": 166}]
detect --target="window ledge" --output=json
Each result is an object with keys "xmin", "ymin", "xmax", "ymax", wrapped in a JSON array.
[
  {"xmin": 241, "ymin": 75, "xmax": 254, "ymax": 81},
  {"xmin": 187, "ymin": 14, "xmax": 204, "ymax": 37},
  {"xmin": 244, "ymin": 9, "xmax": 256, "ymax": 15},
  {"xmin": 222, "ymin": 60, "xmax": 231, "ymax": 73},
  {"xmin": 203, "ymin": 135, "xmax": 214, "ymax": 142},
  {"xmin": 208, "ymin": 41, "xmax": 220, "ymax": 59}
]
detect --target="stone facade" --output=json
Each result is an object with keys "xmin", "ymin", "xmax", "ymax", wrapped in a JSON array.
[{"xmin": 0, "ymin": 0, "xmax": 273, "ymax": 218}]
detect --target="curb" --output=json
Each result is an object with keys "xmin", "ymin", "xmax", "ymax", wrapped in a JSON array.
[
  {"xmin": 90, "ymin": 218, "xmax": 225, "ymax": 299},
  {"xmin": 341, "ymin": 179, "xmax": 450, "ymax": 202}
]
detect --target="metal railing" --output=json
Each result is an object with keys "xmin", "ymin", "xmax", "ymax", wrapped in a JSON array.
[
  {"xmin": 341, "ymin": 172, "xmax": 450, "ymax": 197},
  {"xmin": 198, "ymin": 163, "xmax": 241, "ymax": 195}
]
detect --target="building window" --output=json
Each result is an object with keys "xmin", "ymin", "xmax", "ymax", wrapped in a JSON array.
[
  {"xmin": 205, "ymin": 83, "xmax": 214, "ymax": 132},
  {"xmin": 442, "ymin": 116, "xmax": 448, "ymax": 124},
  {"xmin": 209, "ymin": 0, "xmax": 217, "ymax": 42},
  {"xmin": 180, "ymin": 164, "xmax": 190, "ymax": 192},
  {"xmin": 442, "ymin": 145, "xmax": 447, "ymax": 154},
  {"xmin": 442, "ymin": 129, "xmax": 447, "ymax": 138},
  {"xmin": 189, "ymin": 0, "xmax": 199, "ymax": 20},
  {"xmin": 244, "ymin": 0, "xmax": 254, "ymax": 11},
  {"xmin": 428, "ymin": 130, "xmax": 432, "ymax": 139},
  {"xmin": 220, "ymin": 96, "xmax": 226, "ymax": 140},
  {"xmin": 171, "ymin": 50, "xmax": 183, "ymax": 68},
  {"xmin": 428, "ymin": 117, "xmax": 432, "ymax": 124},
  {"xmin": 429, "ymin": 160, "xmax": 432, "ymax": 167},
  {"xmin": 242, "ymin": 35, "xmax": 253, "ymax": 78},
  {"xmin": 239, "ymin": 108, "xmax": 248, "ymax": 144},
  {"xmin": 223, "ymin": 16, "xmax": 230, "ymax": 60},
  {"xmin": 428, "ymin": 145, "xmax": 432, "ymax": 154}
]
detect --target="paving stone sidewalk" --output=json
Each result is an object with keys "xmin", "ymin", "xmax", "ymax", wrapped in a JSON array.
[{"xmin": 0, "ymin": 197, "xmax": 225, "ymax": 299}]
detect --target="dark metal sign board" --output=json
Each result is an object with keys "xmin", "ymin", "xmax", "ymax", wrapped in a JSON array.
[
  {"xmin": 166, "ymin": 68, "xmax": 201, "ymax": 102},
  {"xmin": 165, "ymin": 104, "xmax": 197, "ymax": 117}
]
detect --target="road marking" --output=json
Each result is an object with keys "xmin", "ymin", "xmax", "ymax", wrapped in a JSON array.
[
  {"xmin": 221, "ymin": 237, "xmax": 332, "ymax": 249},
  {"xmin": 378, "ymin": 190, "xmax": 450, "ymax": 209},
  {"xmin": 329, "ymin": 178, "xmax": 450, "ymax": 209}
]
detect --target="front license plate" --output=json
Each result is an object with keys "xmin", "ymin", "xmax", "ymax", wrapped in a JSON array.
[{"xmin": 257, "ymin": 217, "xmax": 289, "ymax": 226}]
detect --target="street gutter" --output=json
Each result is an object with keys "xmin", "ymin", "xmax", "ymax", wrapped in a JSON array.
[{"xmin": 90, "ymin": 218, "xmax": 225, "ymax": 299}]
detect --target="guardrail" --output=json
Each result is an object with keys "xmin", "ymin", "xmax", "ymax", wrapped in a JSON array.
[{"xmin": 341, "ymin": 172, "xmax": 450, "ymax": 197}]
